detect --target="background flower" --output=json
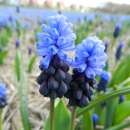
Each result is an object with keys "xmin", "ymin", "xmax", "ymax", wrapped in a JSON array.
[
  {"xmin": 0, "ymin": 83, "xmax": 7, "ymax": 108},
  {"xmin": 97, "ymin": 71, "xmax": 111, "ymax": 92}
]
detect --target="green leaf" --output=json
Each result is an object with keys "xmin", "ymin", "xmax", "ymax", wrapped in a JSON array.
[
  {"xmin": 14, "ymin": 51, "xmax": 21, "ymax": 81},
  {"xmin": 106, "ymin": 121, "xmax": 130, "ymax": 130},
  {"xmin": 82, "ymin": 112, "xmax": 93, "ymax": 130},
  {"xmin": 27, "ymin": 55, "xmax": 36, "ymax": 73},
  {"xmin": 77, "ymin": 87, "xmax": 130, "ymax": 117},
  {"xmin": 113, "ymin": 101, "xmax": 130, "ymax": 124},
  {"xmin": 45, "ymin": 100, "xmax": 71, "ymax": 130},
  {"xmin": 15, "ymin": 51, "xmax": 31, "ymax": 130},
  {"xmin": 109, "ymin": 55, "xmax": 130, "ymax": 87},
  {"xmin": 18, "ymin": 68, "xmax": 32, "ymax": 130},
  {"xmin": 105, "ymin": 99, "xmax": 118, "ymax": 128}
]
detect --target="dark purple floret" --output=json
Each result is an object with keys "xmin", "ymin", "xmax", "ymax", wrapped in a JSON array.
[
  {"xmin": 37, "ymin": 55, "xmax": 71, "ymax": 99},
  {"xmin": 65, "ymin": 69, "xmax": 97, "ymax": 108}
]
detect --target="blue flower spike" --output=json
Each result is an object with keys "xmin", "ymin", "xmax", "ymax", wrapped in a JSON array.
[
  {"xmin": 113, "ymin": 23, "xmax": 121, "ymax": 38},
  {"xmin": 0, "ymin": 83, "xmax": 7, "ymax": 108},
  {"xmin": 115, "ymin": 42, "xmax": 124, "ymax": 61},
  {"xmin": 66, "ymin": 36, "xmax": 107, "ymax": 107},
  {"xmin": 36, "ymin": 15, "xmax": 75, "ymax": 99},
  {"xmin": 36, "ymin": 15, "xmax": 76, "ymax": 69}
]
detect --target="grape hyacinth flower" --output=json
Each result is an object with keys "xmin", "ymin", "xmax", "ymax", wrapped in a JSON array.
[
  {"xmin": 15, "ymin": 39, "xmax": 20, "ymax": 48},
  {"xmin": 97, "ymin": 71, "xmax": 111, "ymax": 92},
  {"xmin": 119, "ymin": 95, "xmax": 125, "ymax": 103},
  {"xmin": 66, "ymin": 36, "xmax": 107, "ymax": 107},
  {"xmin": 0, "ymin": 17, "xmax": 7, "ymax": 29},
  {"xmin": 36, "ymin": 15, "xmax": 76, "ymax": 99},
  {"xmin": 92, "ymin": 113, "xmax": 99, "ymax": 128},
  {"xmin": 0, "ymin": 83, "xmax": 7, "ymax": 108},
  {"xmin": 16, "ymin": 6, "xmax": 20, "ymax": 13},
  {"xmin": 115, "ymin": 42, "xmax": 124, "ymax": 61},
  {"xmin": 113, "ymin": 23, "xmax": 121, "ymax": 38}
]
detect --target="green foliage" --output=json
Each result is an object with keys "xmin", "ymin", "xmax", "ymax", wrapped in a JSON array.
[
  {"xmin": 113, "ymin": 101, "xmax": 130, "ymax": 124},
  {"xmin": 82, "ymin": 112, "xmax": 93, "ymax": 130},
  {"xmin": 14, "ymin": 51, "xmax": 21, "ymax": 81},
  {"xmin": 109, "ymin": 55, "xmax": 130, "ymax": 87},
  {"xmin": 27, "ymin": 55, "xmax": 36, "ymax": 73},
  {"xmin": 15, "ymin": 51, "xmax": 32, "ymax": 130},
  {"xmin": 0, "ymin": 27, "xmax": 12, "ymax": 48},
  {"xmin": 45, "ymin": 100, "xmax": 71, "ymax": 130},
  {"xmin": 0, "ymin": 50, "xmax": 8, "ymax": 64}
]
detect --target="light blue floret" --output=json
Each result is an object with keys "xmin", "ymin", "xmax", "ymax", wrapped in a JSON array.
[
  {"xmin": 73, "ymin": 36, "xmax": 107, "ymax": 79},
  {"xmin": 36, "ymin": 15, "xmax": 76, "ymax": 69}
]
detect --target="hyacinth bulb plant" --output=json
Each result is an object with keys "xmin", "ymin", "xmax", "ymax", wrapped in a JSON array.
[
  {"xmin": 36, "ymin": 15, "xmax": 76, "ymax": 130},
  {"xmin": 36, "ymin": 15, "xmax": 107, "ymax": 130}
]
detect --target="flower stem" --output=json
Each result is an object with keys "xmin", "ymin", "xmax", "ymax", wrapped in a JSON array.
[
  {"xmin": 50, "ymin": 98, "xmax": 55, "ymax": 130},
  {"xmin": 70, "ymin": 107, "xmax": 76, "ymax": 130},
  {"xmin": 0, "ymin": 109, "xmax": 3, "ymax": 130}
]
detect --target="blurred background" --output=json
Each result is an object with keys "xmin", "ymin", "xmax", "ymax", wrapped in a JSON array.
[{"xmin": 1, "ymin": 0, "xmax": 130, "ymax": 130}]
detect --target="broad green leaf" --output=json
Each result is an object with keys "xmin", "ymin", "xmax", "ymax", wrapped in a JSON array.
[
  {"xmin": 45, "ymin": 100, "xmax": 71, "ymax": 130},
  {"xmin": 109, "ymin": 55, "xmax": 130, "ymax": 87},
  {"xmin": 15, "ymin": 51, "xmax": 31, "ymax": 130},
  {"xmin": 105, "ymin": 99, "xmax": 118, "ymax": 128},
  {"xmin": 82, "ymin": 112, "xmax": 93, "ymax": 130},
  {"xmin": 77, "ymin": 87, "xmax": 130, "ymax": 117},
  {"xmin": 27, "ymin": 55, "xmax": 36, "ymax": 73},
  {"xmin": 106, "ymin": 121, "xmax": 130, "ymax": 130},
  {"xmin": 18, "ymin": 69, "xmax": 32, "ymax": 130},
  {"xmin": 113, "ymin": 101, "xmax": 130, "ymax": 124}
]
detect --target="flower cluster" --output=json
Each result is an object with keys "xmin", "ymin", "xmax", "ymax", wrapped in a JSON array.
[
  {"xmin": 65, "ymin": 37, "xmax": 106, "ymax": 107},
  {"xmin": 36, "ymin": 15, "xmax": 107, "ymax": 107},
  {"xmin": 65, "ymin": 70, "xmax": 96, "ymax": 107},
  {"xmin": 37, "ymin": 55, "xmax": 72, "ymax": 99},
  {"xmin": 0, "ymin": 83, "xmax": 7, "ymax": 108}
]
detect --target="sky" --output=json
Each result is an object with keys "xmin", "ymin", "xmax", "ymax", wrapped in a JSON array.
[
  {"xmin": 6, "ymin": 0, "xmax": 130, "ymax": 7},
  {"xmin": 58, "ymin": 0, "xmax": 130, "ymax": 7}
]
